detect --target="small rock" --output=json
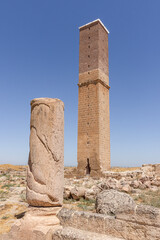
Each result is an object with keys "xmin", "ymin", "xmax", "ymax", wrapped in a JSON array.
[
  {"xmin": 151, "ymin": 180, "xmax": 160, "ymax": 187},
  {"xmin": 121, "ymin": 184, "xmax": 132, "ymax": 193},
  {"xmin": 139, "ymin": 183, "xmax": 146, "ymax": 190},
  {"xmin": 70, "ymin": 187, "xmax": 85, "ymax": 200},
  {"xmin": 10, "ymin": 187, "xmax": 26, "ymax": 195},
  {"xmin": 0, "ymin": 176, "xmax": 7, "ymax": 181},
  {"xmin": 130, "ymin": 180, "xmax": 140, "ymax": 189},
  {"xmin": 144, "ymin": 181, "xmax": 151, "ymax": 188},
  {"xmin": 150, "ymin": 186, "xmax": 158, "ymax": 192},
  {"xmin": 63, "ymin": 186, "xmax": 71, "ymax": 199},
  {"xmin": 85, "ymin": 189, "xmax": 95, "ymax": 200}
]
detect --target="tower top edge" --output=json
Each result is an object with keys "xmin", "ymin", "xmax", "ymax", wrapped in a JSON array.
[{"xmin": 79, "ymin": 19, "xmax": 109, "ymax": 34}]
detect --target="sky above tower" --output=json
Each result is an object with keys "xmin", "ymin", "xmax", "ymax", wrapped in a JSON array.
[{"xmin": 0, "ymin": 0, "xmax": 160, "ymax": 167}]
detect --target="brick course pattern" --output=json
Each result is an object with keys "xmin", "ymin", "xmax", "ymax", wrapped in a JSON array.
[{"xmin": 77, "ymin": 19, "xmax": 110, "ymax": 177}]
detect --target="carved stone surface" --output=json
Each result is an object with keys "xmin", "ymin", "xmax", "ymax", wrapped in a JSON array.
[
  {"xmin": 27, "ymin": 98, "xmax": 64, "ymax": 207},
  {"xmin": 57, "ymin": 208, "xmax": 160, "ymax": 240}
]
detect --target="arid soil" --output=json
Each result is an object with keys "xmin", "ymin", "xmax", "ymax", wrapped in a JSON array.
[
  {"xmin": 0, "ymin": 164, "xmax": 160, "ymax": 235},
  {"xmin": 0, "ymin": 165, "xmax": 27, "ymax": 234}
]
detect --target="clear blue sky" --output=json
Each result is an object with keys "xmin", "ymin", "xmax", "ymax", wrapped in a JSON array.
[{"xmin": 0, "ymin": 0, "xmax": 160, "ymax": 167}]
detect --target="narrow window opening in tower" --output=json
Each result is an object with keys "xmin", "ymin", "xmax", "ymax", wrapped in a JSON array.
[{"xmin": 86, "ymin": 158, "xmax": 91, "ymax": 175}]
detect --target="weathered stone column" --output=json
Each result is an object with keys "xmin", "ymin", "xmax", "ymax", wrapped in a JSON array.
[{"xmin": 27, "ymin": 98, "xmax": 64, "ymax": 207}]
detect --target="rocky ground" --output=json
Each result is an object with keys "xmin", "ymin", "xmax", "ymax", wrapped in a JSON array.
[
  {"xmin": 0, "ymin": 164, "xmax": 160, "ymax": 235},
  {"xmin": 0, "ymin": 165, "xmax": 28, "ymax": 234}
]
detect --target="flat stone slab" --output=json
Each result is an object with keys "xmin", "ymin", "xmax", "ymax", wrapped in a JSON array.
[{"xmin": 53, "ymin": 227, "xmax": 125, "ymax": 240}]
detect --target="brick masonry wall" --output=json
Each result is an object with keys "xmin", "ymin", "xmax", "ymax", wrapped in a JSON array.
[
  {"xmin": 77, "ymin": 84, "xmax": 100, "ymax": 176},
  {"xmin": 98, "ymin": 83, "xmax": 110, "ymax": 171},
  {"xmin": 77, "ymin": 20, "xmax": 110, "ymax": 177}
]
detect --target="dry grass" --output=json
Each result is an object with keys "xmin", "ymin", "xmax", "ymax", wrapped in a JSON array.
[
  {"xmin": 0, "ymin": 164, "xmax": 27, "ymax": 234},
  {"xmin": 63, "ymin": 198, "xmax": 96, "ymax": 212},
  {"xmin": 0, "ymin": 165, "xmax": 140, "ymax": 173},
  {"xmin": 0, "ymin": 164, "xmax": 26, "ymax": 171},
  {"xmin": 0, "ymin": 203, "xmax": 28, "ymax": 234},
  {"xmin": 111, "ymin": 167, "xmax": 140, "ymax": 172},
  {"xmin": 64, "ymin": 166, "xmax": 77, "ymax": 170},
  {"xmin": 133, "ymin": 189, "xmax": 160, "ymax": 208}
]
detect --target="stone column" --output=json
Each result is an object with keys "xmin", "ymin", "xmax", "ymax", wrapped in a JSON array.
[{"xmin": 27, "ymin": 98, "xmax": 64, "ymax": 207}]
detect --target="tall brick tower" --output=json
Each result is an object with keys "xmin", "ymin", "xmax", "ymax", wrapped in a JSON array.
[{"xmin": 77, "ymin": 19, "xmax": 110, "ymax": 177}]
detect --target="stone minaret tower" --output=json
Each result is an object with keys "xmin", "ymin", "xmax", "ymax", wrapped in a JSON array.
[{"xmin": 77, "ymin": 19, "xmax": 110, "ymax": 177}]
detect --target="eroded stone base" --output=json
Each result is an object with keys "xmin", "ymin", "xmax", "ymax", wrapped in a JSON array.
[{"xmin": 0, "ymin": 207, "xmax": 62, "ymax": 240}]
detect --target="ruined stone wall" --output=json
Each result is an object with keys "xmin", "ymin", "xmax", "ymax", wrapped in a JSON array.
[{"xmin": 57, "ymin": 207, "xmax": 160, "ymax": 240}]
